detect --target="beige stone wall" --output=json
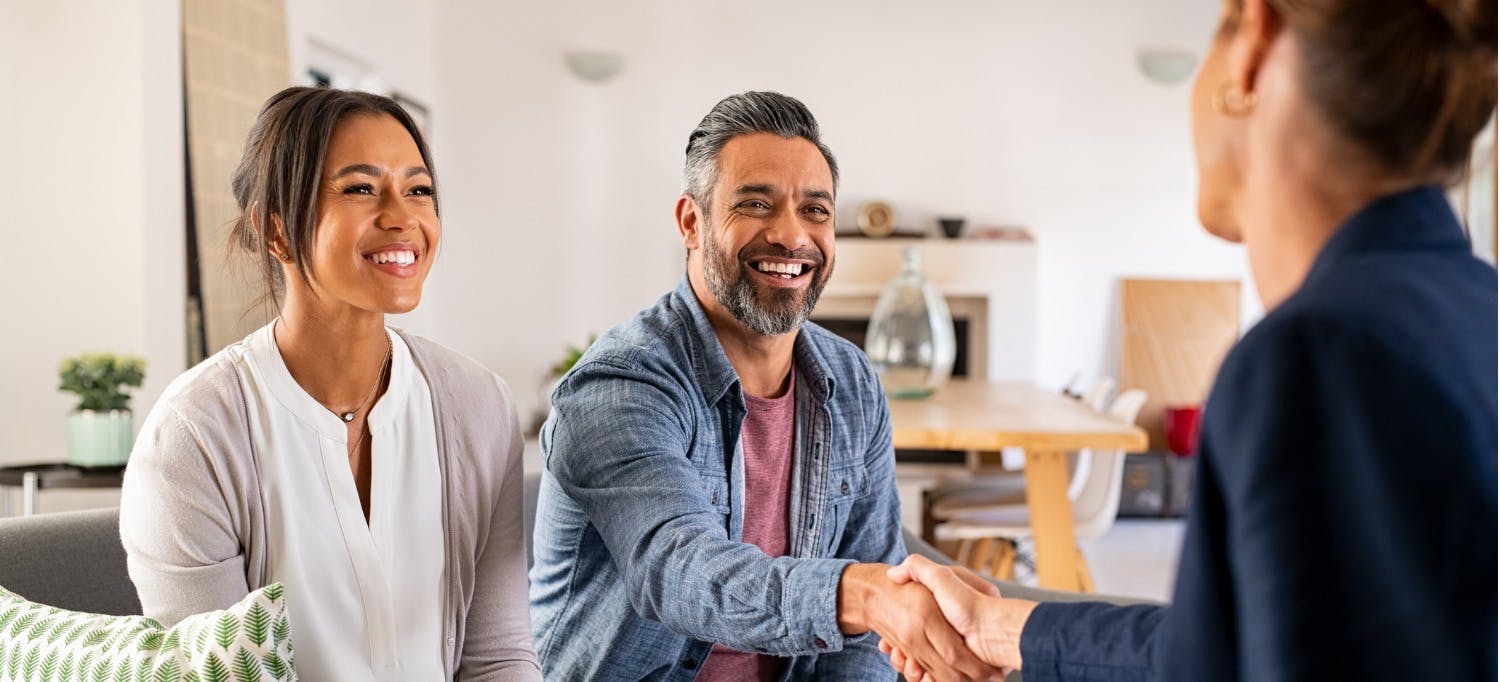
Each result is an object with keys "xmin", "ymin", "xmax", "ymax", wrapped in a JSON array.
[{"xmin": 183, "ymin": 0, "xmax": 290, "ymax": 357}]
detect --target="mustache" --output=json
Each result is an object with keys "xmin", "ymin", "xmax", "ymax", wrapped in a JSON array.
[{"xmin": 737, "ymin": 245, "xmax": 825, "ymax": 267}]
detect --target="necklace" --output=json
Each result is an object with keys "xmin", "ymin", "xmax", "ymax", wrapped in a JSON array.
[
  {"xmin": 348, "ymin": 420, "xmax": 370, "ymax": 459},
  {"xmin": 335, "ymin": 337, "xmax": 392, "ymax": 423}
]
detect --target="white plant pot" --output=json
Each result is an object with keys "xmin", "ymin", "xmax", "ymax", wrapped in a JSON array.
[{"xmin": 67, "ymin": 409, "xmax": 134, "ymax": 468}]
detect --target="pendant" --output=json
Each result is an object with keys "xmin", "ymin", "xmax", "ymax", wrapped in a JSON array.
[{"xmin": 341, "ymin": 412, "xmax": 355, "ymax": 423}]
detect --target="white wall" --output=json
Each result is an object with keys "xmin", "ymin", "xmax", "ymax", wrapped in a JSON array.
[
  {"xmin": 429, "ymin": 0, "xmax": 1260, "ymax": 424},
  {"xmin": 0, "ymin": 1, "xmax": 185, "ymax": 480},
  {"xmin": 283, "ymin": 0, "xmax": 440, "ymax": 336},
  {"xmin": 0, "ymin": 1, "xmax": 1263, "ymax": 482}
]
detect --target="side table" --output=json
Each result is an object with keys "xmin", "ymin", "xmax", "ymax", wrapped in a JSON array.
[{"xmin": 0, "ymin": 463, "xmax": 126, "ymax": 517}]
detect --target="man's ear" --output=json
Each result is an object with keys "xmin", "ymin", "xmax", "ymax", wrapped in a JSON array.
[
  {"xmin": 675, "ymin": 194, "xmax": 705, "ymax": 251},
  {"xmin": 1227, "ymin": 0, "xmax": 1282, "ymax": 96}
]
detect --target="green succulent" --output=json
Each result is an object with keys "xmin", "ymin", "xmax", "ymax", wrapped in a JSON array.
[{"xmin": 58, "ymin": 354, "xmax": 146, "ymax": 412}]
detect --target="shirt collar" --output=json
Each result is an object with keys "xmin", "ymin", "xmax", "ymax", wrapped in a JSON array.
[{"xmin": 253, "ymin": 322, "xmax": 410, "ymax": 439}]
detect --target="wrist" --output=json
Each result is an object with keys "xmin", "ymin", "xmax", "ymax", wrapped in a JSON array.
[
  {"xmin": 836, "ymin": 563, "xmax": 883, "ymax": 635},
  {"xmin": 975, "ymin": 598, "xmax": 1037, "ymax": 670}
]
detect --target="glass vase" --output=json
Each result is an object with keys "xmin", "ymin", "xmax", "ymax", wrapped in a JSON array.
[{"xmin": 864, "ymin": 246, "xmax": 956, "ymax": 398}]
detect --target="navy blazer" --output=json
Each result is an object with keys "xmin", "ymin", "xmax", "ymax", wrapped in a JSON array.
[{"xmin": 1019, "ymin": 187, "xmax": 1497, "ymax": 681}]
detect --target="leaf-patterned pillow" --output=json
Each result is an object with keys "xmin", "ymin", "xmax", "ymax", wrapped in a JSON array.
[{"xmin": 0, "ymin": 582, "xmax": 294, "ymax": 681}]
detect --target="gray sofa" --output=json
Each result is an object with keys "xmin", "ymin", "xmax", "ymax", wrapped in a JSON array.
[
  {"xmin": 0, "ymin": 475, "xmax": 1153, "ymax": 679},
  {"xmin": 0, "ymin": 507, "xmax": 140, "ymax": 617}
]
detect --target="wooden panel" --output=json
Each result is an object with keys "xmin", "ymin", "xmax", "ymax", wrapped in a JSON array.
[
  {"xmin": 1119, "ymin": 279, "xmax": 1241, "ymax": 449},
  {"xmin": 184, "ymin": 0, "xmax": 292, "ymax": 359}
]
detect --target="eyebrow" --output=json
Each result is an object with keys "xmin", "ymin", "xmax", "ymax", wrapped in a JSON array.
[
  {"xmin": 732, "ymin": 184, "xmax": 834, "ymax": 202},
  {"xmin": 331, "ymin": 164, "xmax": 431, "ymax": 179}
]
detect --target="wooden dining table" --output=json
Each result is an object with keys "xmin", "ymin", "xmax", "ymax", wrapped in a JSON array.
[{"xmin": 889, "ymin": 379, "xmax": 1149, "ymax": 592}]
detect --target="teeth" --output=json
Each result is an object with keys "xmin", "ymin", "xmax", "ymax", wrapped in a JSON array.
[
  {"xmin": 369, "ymin": 250, "xmax": 416, "ymax": 266},
  {"xmin": 755, "ymin": 262, "xmax": 804, "ymax": 276}
]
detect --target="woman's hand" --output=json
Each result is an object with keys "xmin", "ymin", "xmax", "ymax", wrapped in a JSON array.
[{"xmin": 877, "ymin": 555, "xmax": 1038, "ymax": 679}]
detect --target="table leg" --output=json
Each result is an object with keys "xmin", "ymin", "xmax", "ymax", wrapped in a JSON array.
[
  {"xmin": 0, "ymin": 485, "xmax": 10, "ymax": 518},
  {"xmin": 1024, "ymin": 450, "xmax": 1084, "ymax": 591},
  {"xmin": 22, "ymin": 472, "xmax": 38, "ymax": 516}
]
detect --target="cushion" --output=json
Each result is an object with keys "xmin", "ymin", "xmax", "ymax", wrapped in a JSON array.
[{"xmin": 0, "ymin": 582, "xmax": 294, "ymax": 681}]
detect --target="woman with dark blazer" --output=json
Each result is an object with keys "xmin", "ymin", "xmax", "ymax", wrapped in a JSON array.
[{"xmin": 882, "ymin": 0, "xmax": 1497, "ymax": 679}]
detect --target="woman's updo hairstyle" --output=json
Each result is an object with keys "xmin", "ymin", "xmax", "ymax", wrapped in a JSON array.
[
  {"xmin": 229, "ymin": 86, "xmax": 438, "ymax": 307},
  {"xmin": 1225, "ymin": 0, "xmax": 1496, "ymax": 181}
]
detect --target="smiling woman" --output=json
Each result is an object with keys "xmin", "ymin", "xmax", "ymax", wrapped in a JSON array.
[{"xmin": 119, "ymin": 87, "xmax": 541, "ymax": 680}]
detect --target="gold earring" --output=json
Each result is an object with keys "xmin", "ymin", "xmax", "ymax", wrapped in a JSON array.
[
  {"xmin": 276, "ymin": 250, "xmax": 290, "ymax": 261},
  {"xmin": 1212, "ymin": 82, "xmax": 1258, "ymax": 117}
]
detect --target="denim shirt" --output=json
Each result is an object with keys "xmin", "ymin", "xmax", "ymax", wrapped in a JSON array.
[{"xmin": 530, "ymin": 277, "xmax": 905, "ymax": 681}]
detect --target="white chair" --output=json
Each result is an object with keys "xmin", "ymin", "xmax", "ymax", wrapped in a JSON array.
[
  {"xmin": 935, "ymin": 389, "xmax": 1149, "ymax": 590},
  {"xmin": 1080, "ymin": 377, "xmax": 1116, "ymax": 411}
]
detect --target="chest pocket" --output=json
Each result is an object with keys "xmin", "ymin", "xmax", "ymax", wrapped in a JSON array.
[{"xmin": 824, "ymin": 463, "xmax": 869, "ymax": 554}]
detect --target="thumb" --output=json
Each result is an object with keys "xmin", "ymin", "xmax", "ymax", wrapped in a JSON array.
[{"xmin": 888, "ymin": 553, "xmax": 939, "ymax": 585}]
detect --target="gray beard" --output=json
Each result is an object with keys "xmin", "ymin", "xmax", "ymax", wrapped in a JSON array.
[{"xmin": 703, "ymin": 230, "xmax": 825, "ymax": 337}]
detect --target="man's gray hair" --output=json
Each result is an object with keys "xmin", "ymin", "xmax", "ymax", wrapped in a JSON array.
[{"xmin": 682, "ymin": 91, "xmax": 839, "ymax": 211}]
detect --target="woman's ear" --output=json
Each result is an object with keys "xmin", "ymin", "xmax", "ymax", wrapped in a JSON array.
[{"xmin": 1227, "ymin": 0, "xmax": 1282, "ymax": 96}]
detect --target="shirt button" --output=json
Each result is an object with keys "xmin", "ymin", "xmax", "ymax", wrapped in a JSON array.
[
  {"xmin": 814, "ymin": 637, "xmax": 828, "ymax": 650},
  {"xmin": 840, "ymin": 481, "xmax": 850, "ymax": 495},
  {"xmin": 681, "ymin": 659, "xmax": 698, "ymax": 669},
  {"xmin": 711, "ymin": 491, "xmax": 718, "ymax": 504},
  {"xmin": 447, "ymin": 637, "xmax": 455, "ymax": 647}
]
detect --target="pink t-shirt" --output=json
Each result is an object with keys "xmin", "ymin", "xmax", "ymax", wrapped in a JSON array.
[{"xmin": 696, "ymin": 373, "xmax": 797, "ymax": 681}]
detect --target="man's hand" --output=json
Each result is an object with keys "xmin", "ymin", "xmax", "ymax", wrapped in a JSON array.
[
  {"xmin": 838, "ymin": 563, "xmax": 1006, "ymax": 681},
  {"xmin": 880, "ymin": 555, "xmax": 1039, "ymax": 678}
]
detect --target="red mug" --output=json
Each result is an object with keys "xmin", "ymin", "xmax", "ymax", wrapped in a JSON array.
[{"xmin": 1163, "ymin": 405, "xmax": 1202, "ymax": 457}]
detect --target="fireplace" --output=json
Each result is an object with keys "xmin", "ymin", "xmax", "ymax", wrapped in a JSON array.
[
  {"xmin": 812, "ymin": 238, "xmax": 1038, "ymax": 463},
  {"xmin": 815, "ymin": 317, "xmax": 972, "ymax": 379}
]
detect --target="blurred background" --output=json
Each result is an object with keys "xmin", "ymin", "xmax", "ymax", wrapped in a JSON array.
[{"xmin": 1, "ymin": 0, "xmax": 1493, "ymax": 599}]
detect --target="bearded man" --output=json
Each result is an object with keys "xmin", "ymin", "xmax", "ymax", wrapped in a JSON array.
[{"xmin": 528, "ymin": 92, "xmax": 998, "ymax": 682}]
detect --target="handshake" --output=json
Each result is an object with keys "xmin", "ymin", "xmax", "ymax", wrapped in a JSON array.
[{"xmin": 839, "ymin": 555, "xmax": 1041, "ymax": 682}]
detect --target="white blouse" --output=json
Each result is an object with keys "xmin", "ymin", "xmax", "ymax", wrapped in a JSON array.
[{"xmin": 239, "ymin": 323, "xmax": 445, "ymax": 681}]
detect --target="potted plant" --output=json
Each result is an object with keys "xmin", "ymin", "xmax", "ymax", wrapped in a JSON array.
[
  {"xmin": 528, "ymin": 335, "xmax": 596, "ymax": 435},
  {"xmin": 58, "ymin": 353, "xmax": 145, "ymax": 468}
]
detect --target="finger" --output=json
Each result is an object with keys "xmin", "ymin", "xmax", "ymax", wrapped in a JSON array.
[
  {"xmin": 882, "ymin": 646, "xmax": 902, "ymax": 674},
  {"xmin": 879, "ymin": 639, "xmax": 892, "ymax": 655},
  {"xmin": 901, "ymin": 618, "xmax": 974, "ymax": 682},
  {"xmin": 952, "ymin": 565, "xmax": 1001, "ymax": 598},
  {"xmin": 902, "ymin": 654, "xmax": 925, "ymax": 682},
  {"xmin": 887, "ymin": 558, "xmax": 913, "ymax": 583},
  {"xmin": 914, "ymin": 563, "xmax": 986, "ymax": 613},
  {"xmin": 904, "ymin": 553, "xmax": 957, "ymax": 587},
  {"xmin": 923, "ymin": 608, "xmax": 1006, "ymax": 681}
]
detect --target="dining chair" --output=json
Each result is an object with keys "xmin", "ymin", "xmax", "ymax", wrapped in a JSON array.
[
  {"xmin": 934, "ymin": 389, "xmax": 1149, "ymax": 591},
  {"xmin": 1080, "ymin": 376, "xmax": 1116, "ymax": 411}
]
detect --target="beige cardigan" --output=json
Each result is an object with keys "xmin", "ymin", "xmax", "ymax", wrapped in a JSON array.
[{"xmin": 119, "ymin": 330, "xmax": 541, "ymax": 680}]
